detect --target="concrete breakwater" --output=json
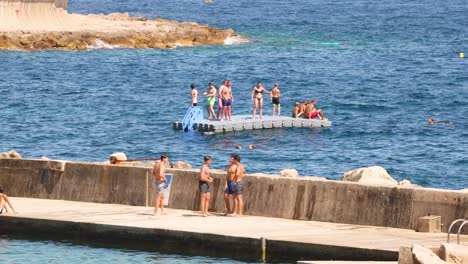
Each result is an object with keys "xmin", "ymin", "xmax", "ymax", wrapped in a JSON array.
[
  {"xmin": 0, "ymin": 0, "xmax": 245, "ymax": 50},
  {"xmin": 0, "ymin": 159, "xmax": 467, "ymax": 233}
]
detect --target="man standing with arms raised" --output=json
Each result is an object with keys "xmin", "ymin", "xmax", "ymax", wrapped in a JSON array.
[
  {"xmin": 199, "ymin": 156, "xmax": 213, "ymax": 217},
  {"xmin": 152, "ymin": 154, "xmax": 169, "ymax": 216}
]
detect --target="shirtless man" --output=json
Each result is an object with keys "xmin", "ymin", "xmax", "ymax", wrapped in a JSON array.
[
  {"xmin": 224, "ymin": 154, "xmax": 237, "ymax": 215},
  {"xmin": 191, "ymin": 84, "xmax": 199, "ymax": 107},
  {"xmin": 203, "ymin": 82, "xmax": 217, "ymax": 120},
  {"xmin": 199, "ymin": 156, "xmax": 213, "ymax": 217},
  {"xmin": 216, "ymin": 80, "xmax": 227, "ymax": 119},
  {"xmin": 152, "ymin": 154, "xmax": 169, "ymax": 216},
  {"xmin": 270, "ymin": 83, "xmax": 281, "ymax": 116},
  {"xmin": 292, "ymin": 102, "xmax": 301, "ymax": 118},
  {"xmin": 250, "ymin": 81, "xmax": 270, "ymax": 119},
  {"xmin": 221, "ymin": 80, "xmax": 233, "ymax": 121},
  {"xmin": 309, "ymin": 99, "xmax": 327, "ymax": 120},
  {"xmin": 304, "ymin": 100, "xmax": 315, "ymax": 119},
  {"xmin": 232, "ymin": 155, "xmax": 246, "ymax": 217},
  {"xmin": 300, "ymin": 100, "xmax": 308, "ymax": 118},
  {"xmin": 0, "ymin": 187, "xmax": 16, "ymax": 214}
]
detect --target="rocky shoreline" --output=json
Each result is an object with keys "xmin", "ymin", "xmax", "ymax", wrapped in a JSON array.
[{"xmin": 0, "ymin": 14, "xmax": 246, "ymax": 50}]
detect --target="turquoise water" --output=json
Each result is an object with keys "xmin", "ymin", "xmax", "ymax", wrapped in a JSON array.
[
  {"xmin": 0, "ymin": 1, "xmax": 467, "ymax": 189},
  {"xmin": 0, "ymin": 235, "xmax": 255, "ymax": 264}
]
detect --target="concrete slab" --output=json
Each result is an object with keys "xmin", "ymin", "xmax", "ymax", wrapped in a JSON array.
[{"xmin": 2, "ymin": 198, "xmax": 467, "ymax": 262}]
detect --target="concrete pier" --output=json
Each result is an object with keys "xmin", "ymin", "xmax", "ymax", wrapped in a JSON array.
[
  {"xmin": 2, "ymin": 198, "xmax": 467, "ymax": 262},
  {"xmin": 173, "ymin": 115, "xmax": 332, "ymax": 133}
]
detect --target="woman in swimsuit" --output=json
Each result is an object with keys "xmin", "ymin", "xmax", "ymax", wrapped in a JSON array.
[{"xmin": 250, "ymin": 81, "xmax": 271, "ymax": 119}]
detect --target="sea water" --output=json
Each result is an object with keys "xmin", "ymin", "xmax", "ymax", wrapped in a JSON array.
[
  {"xmin": 0, "ymin": 235, "xmax": 254, "ymax": 264},
  {"xmin": 0, "ymin": 1, "xmax": 467, "ymax": 190},
  {"xmin": 1, "ymin": 0, "xmax": 467, "ymax": 261}
]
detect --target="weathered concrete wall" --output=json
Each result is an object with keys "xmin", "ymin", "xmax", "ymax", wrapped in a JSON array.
[
  {"xmin": 1, "ymin": 159, "xmax": 467, "ymax": 232},
  {"xmin": 411, "ymin": 188, "xmax": 468, "ymax": 233}
]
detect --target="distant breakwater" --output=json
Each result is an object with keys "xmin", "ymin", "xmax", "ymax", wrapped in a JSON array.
[{"xmin": 0, "ymin": 158, "xmax": 466, "ymax": 233}]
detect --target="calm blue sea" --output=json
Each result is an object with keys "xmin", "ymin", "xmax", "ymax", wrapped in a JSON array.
[
  {"xmin": 0, "ymin": 0, "xmax": 467, "ymax": 192},
  {"xmin": 0, "ymin": 235, "xmax": 253, "ymax": 264}
]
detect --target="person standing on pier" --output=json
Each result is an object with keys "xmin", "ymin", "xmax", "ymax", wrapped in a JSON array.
[
  {"xmin": 152, "ymin": 154, "xmax": 169, "ymax": 216},
  {"xmin": 224, "ymin": 155, "xmax": 237, "ymax": 215},
  {"xmin": 191, "ymin": 84, "xmax": 199, "ymax": 107},
  {"xmin": 250, "ymin": 81, "xmax": 270, "ymax": 119},
  {"xmin": 232, "ymin": 155, "xmax": 246, "ymax": 217},
  {"xmin": 216, "ymin": 80, "xmax": 228, "ymax": 120},
  {"xmin": 271, "ymin": 83, "xmax": 281, "ymax": 116},
  {"xmin": 221, "ymin": 80, "xmax": 233, "ymax": 121},
  {"xmin": 199, "ymin": 156, "xmax": 213, "ymax": 217},
  {"xmin": 204, "ymin": 82, "xmax": 217, "ymax": 120},
  {"xmin": 0, "ymin": 187, "xmax": 17, "ymax": 214}
]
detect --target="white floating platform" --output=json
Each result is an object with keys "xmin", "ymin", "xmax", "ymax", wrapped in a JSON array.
[{"xmin": 173, "ymin": 115, "xmax": 332, "ymax": 133}]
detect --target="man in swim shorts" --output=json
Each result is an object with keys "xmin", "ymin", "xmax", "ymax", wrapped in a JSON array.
[
  {"xmin": 152, "ymin": 154, "xmax": 169, "ymax": 216},
  {"xmin": 271, "ymin": 83, "xmax": 281, "ymax": 116},
  {"xmin": 232, "ymin": 155, "xmax": 246, "ymax": 217},
  {"xmin": 216, "ymin": 80, "xmax": 227, "ymax": 120},
  {"xmin": 199, "ymin": 156, "xmax": 213, "ymax": 217},
  {"xmin": 224, "ymin": 155, "xmax": 237, "ymax": 215},
  {"xmin": 221, "ymin": 80, "xmax": 233, "ymax": 121},
  {"xmin": 0, "ymin": 187, "xmax": 16, "ymax": 214},
  {"xmin": 309, "ymin": 99, "xmax": 327, "ymax": 120}
]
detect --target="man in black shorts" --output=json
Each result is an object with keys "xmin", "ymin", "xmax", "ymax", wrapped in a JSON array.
[{"xmin": 199, "ymin": 156, "xmax": 213, "ymax": 217}]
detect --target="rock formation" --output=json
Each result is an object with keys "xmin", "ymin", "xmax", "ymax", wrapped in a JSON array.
[
  {"xmin": 279, "ymin": 169, "xmax": 299, "ymax": 178},
  {"xmin": 341, "ymin": 165, "xmax": 398, "ymax": 186},
  {"xmin": 171, "ymin": 161, "xmax": 192, "ymax": 169},
  {"xmin": 0, "ymin": 0, "xmax": 246, "ymax": 50},
  {"xmin": 0, "ymin": 150, "xmax": 22, "ymax": 159}
]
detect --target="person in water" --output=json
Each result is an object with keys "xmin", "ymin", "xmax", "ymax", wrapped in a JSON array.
[
  {"xmin": 204, "ymin": 82, "xmax": 217, "ymax": 120},
  {"xmin": 270, "ymin": 83, "xmax": 281, "ymax": 116},
  {"xmin": 427, "ymin": 118, "xmax": 452, "ymax": 125},
  {"xmin": 250, "ymin": 81, "xmax": 271, "ymax": 119},
  {"xmin": 191, "ymin": 84, "xmax": 199, "ymax": 107},
  {"xmin": 0, "ymin": 187, "xmax": 17, "ymax": 214}
]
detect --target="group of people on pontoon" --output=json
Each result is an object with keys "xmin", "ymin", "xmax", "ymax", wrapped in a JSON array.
[
  {"xmin": 190, "ymin": 81, "xmax": 326, "ymax": 121},
  {"xmin": 292, "ymin": 99, "xmax": 328, "ymax": 120}
]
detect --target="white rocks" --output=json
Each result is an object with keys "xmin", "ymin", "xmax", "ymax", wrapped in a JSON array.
[
  {"xmin": 399, "ymin": 179, "xmax": 420, "ymax": 188},
  {"xmin": 0, "ymin": 150, "xmax": 22, "ymax": 159},
  {"xmin": 172, "ymin": 161, "xmax": 192, "ymax": 169},
  {"xmin": 412, "ymin": 244, "xmax": 445, "ymax": 264},
  {"xmin": 342, "ymin": 166, "xmax": 398, "ymax": 186},
  {"xmin": 109, "ymin": 152, "xmax": 127, "ymax": 161},
  {"xmin": 440, "ymin": 243, "xmax": 468, "ymax": 264},
  {"xmin": 279, "ymin": 169, "xmax": 299, "ymax": 178}
]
